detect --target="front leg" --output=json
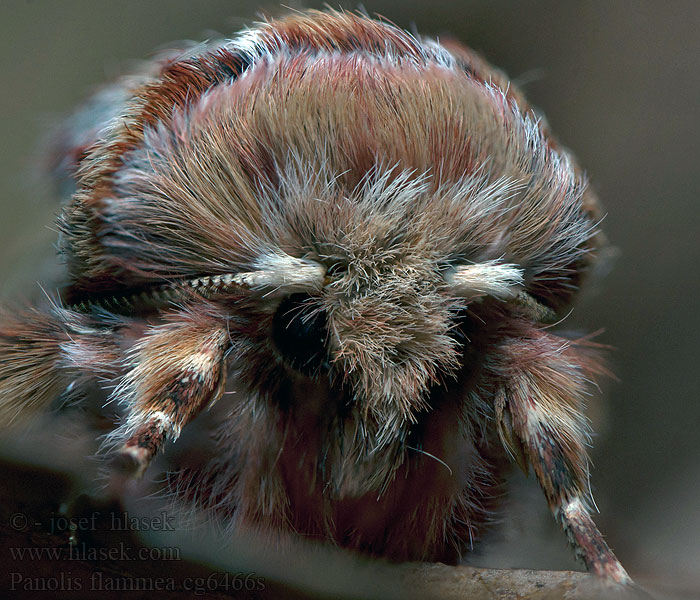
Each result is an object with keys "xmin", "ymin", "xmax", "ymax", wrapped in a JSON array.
[
  {"xmin": 491, "ymin": 324, "xmax": 631, "ymax": 585},
  {"xmin": 107, "ymin": 305, "xmax": 230, "ymax": 478}
]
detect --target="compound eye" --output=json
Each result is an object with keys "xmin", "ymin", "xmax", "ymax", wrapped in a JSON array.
[{"xmin": 271, "ymin": 294, "xmax": 328, "ymax": 376}]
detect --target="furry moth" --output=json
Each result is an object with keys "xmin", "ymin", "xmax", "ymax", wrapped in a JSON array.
[{"xmin": 0, "ymin": 9, "xmax": 630, "ymax": 585}]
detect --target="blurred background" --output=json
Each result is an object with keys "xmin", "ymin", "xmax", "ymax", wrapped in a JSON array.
[{"xmin": 1, "ymin": 1, "xmax": 698, "ymax": 598}]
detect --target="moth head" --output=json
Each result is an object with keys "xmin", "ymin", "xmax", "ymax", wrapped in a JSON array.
[{"xmin": 241, "ymin": 200, "xmax": 530, "ymax": 432}]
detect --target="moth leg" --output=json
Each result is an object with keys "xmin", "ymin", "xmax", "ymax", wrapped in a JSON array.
[
  {"xmin": 493, "ymin": 326, "xmax": 632, "ymax": 585},
  {"xmin": 108, "ymin": 307, "xmax": 229, "ymax": 478},
  {"xmin": 0, "ymin": 304, "xmax": 122, "ymax": 425}
]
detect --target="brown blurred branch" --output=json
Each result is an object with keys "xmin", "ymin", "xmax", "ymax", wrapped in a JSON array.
[{"xmin": 401, "ymin": 563, "xmax": 642, "ymax": 600}]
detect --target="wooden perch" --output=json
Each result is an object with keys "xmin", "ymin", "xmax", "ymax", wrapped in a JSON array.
[{"xmin": 400, "ymin": 563, "xmax": 650, "ymax": 599}]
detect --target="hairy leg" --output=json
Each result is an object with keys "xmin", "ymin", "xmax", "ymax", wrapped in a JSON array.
[
  {"xmin": 0, "ymin": 304, "xmax": 122, "ymax": 425},
  {"xmin": 488, "ymin": 321, "xmax": 631, "ymax": 584},
  {"xmin": 1, "ymin": 301, "xmax": 230, "ymax": 479},
  {"xmin": 106, "ymin": 305, "xmax": 230, "ymax": 477}
]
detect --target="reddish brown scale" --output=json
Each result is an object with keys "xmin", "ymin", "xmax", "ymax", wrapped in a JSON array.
[
  {"xmin": 64, "ymin": 47, "xmax": 250, "ymax": 291},
  {"xmin": 93, "ymin": 47, "xmax": 249, "ymax": 182},
  {"xmin": 259, "ymin": 10, "xmax": 426, "ymax": 57}
]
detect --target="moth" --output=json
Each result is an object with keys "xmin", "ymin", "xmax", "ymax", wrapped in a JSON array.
[{"xmin": 0, "ymin": 9, "xmax": 630, "ymax": 584}]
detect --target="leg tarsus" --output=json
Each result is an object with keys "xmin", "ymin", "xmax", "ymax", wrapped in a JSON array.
[{"xmin": 559, "ymin": 497, "xmax": 632, "ymax": 584}]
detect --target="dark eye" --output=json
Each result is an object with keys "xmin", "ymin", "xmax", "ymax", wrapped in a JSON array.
[{"xmin": 271, "ymin": 294, "xmax": 328, "ymax": 376}]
